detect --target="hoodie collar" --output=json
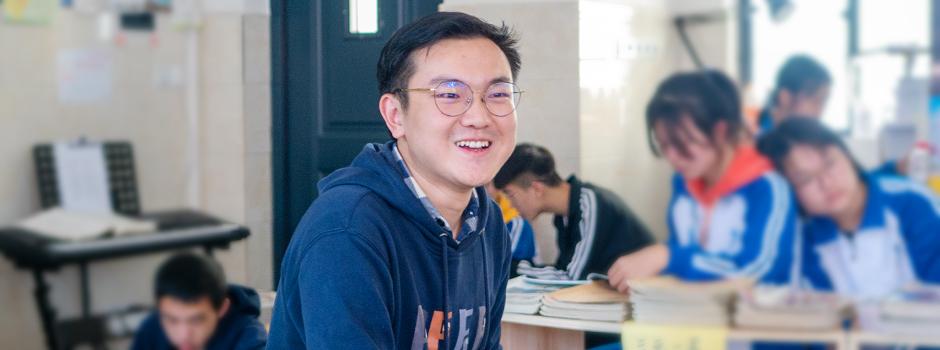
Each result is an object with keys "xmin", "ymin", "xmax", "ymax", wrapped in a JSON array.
[
  {"xmin": 686, "ymin": 145, "xmax": 774, "ymax": 207},
  {"xmin": 317, "ymin": 141, "xmax": 491, "ymax": 248},
  {"xmin": 391, "ymin": 143, "xmax": 480, "ymax": 243}
]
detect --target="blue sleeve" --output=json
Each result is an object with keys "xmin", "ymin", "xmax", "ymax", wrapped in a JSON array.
[
  {"xmin": 511, "ymin": 219, "xmax": 536, "ymax": 261},
  {"xmin": 871, "ymin": 160, "xmax": 900, "ymax": 178},
  {"xmin": 269, "ymin": 230, "xmax": 395, "ymax": 349},
  {"xmin": 667, "ymin": 176, "xmax": 797, "ymax": 284},
  {"xmin": 896, "ymin": 187, "xmax": 940, "ymax": 283}
]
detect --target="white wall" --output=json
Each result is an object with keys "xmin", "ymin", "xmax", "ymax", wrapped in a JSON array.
[
  {"xmin": 439, "ymin": 0, "xmax": 737, "ymax": 261},
  {"xmin": 0, "ymin": 4, "xmax": 271, "ymax": 348}
]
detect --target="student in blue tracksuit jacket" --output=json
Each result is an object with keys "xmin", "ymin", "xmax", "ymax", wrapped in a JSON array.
[
  {"xmin": 268, "ymin": 12, "xmax": 522, "ymax": 350},
  {"xmin": 608, "ymin": 69, "xmax": 799, "ymax": 293},
  {"xmin": 755, "ymin": 55, "xmax": 832, "ymax": 136},
  {"xmin": 759, "ymin": 118, "xmax": 940, "ymax": 300}
]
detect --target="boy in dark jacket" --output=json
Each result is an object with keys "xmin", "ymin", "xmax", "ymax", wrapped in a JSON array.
[
  {"xmin": 132, "ymin": 253, "xmax": 266, "ymax": 350},
  {"xmin": 494, "ymin": 143, "xmax": 655, "ymax": 280}
]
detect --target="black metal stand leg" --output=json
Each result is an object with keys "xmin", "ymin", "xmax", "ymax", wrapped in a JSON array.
[
  {"xmin": 32, "ymin": 269, "xmax": 58, "ymax": 350},
  {"xmin": 79, "ymin": 262, "xmax": 91, "ymax": 319}
]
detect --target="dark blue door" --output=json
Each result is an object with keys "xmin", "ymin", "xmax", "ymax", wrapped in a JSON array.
[{"xmin": 271, "ymin": 0, "xmax": 442, "ymax": 284}]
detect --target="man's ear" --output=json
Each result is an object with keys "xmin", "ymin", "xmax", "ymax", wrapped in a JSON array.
[
  {"xmin": 379, "ymin": 93, "xmax": 406, "ymax": 139},
  {"xmin": 530, "ymin": 181, "xmax": 546, "ymax": 198},
  {"xmin": 217, "ymin": 298, "xmax": 231, "ymax": 318}
]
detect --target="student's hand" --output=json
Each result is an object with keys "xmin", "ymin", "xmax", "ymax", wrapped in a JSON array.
[{"xmin": 607, "ymin": 244, "xmax": 669, "ymax": 294}]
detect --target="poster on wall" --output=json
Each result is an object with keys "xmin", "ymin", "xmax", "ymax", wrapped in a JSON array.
[
  {"xmin": 57, "ymin": 49, "xmax": 113, "ymax": 104},
  {"xmin": 2, "ymin": 0, "xmax": 55, "ymax": 24}
]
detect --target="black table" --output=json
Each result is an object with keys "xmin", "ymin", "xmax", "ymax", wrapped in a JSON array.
[{"xmin": 0, "ymin": 209, "xmax": 250, "ymax": 350}]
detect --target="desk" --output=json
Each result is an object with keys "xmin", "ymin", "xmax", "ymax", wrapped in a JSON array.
[
  {"xmin": 500, "ymin": 313, "xmax": 846, "ymax": 350},
  {"xmin": 848, "ymin": 330, "xmax": 940, "ymax": 349},
  {"xmin": 0, "ymin": 209, "xmax": 249, "ymax": 350}
]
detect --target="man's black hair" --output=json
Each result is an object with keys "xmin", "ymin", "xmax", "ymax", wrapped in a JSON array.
[
  {"xmin": 772, "ymin": 54, "xmax": 831, "ymax": 106},
  {"xmin": 155, "ymin": 253, "xmax": 227, "ymax": 310},
  {"xmin": 645, "ymin": 69, "xmax": 743, "ymax": 158},
  {"xmin": 493, "ymin": 143, "xmax": 563, "ymax": 189},
  {"xmin": 757, "ymin": 117, "xmax": 865, "ymax": 178},
  {"xmin": 376, "ymin": 11, "xmax": 521, "ymax": 109}
]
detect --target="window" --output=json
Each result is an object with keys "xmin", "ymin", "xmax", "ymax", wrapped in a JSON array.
[{"xmin": 348, "ymin": 0, "xmax": 379, "ymax": 35}]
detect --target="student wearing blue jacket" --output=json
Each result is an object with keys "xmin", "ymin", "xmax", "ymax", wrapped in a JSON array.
[
  {"xmin": 268, "ymin": 12, "xmax": 521, "ymax": 350},
  {"xmin": 607, "ymin": 70, "xmax": 799, "ymax": 293},
  {"xmin": 756, "ymin": 55, "xmax": 832, "ymax": 135},
  {"xmin": 758, "ymin": 118, "xmax": 940, "ymax": 300}
]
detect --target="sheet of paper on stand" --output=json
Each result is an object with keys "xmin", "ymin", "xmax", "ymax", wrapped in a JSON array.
[
  {"xmin": 858, "ymin": 285, "xmax": 940, "ymax": 335},
  {"xmin": 628, "ymin": 276, "xmax": 752, "ymax": 327},
  {"xmin": 539, "ymin": 280, "xmax": 629, "ymax": 322},
  {"xmin": 15, "ymin": 207, "xmax": 157, "ymax": 241},
  {"xmin": 53, "ymin": 141, "xmax": 113, "ymax": 214},
  {"xmin": 734, "ymin": 286, "xmax": 853, "ymax": 330}
]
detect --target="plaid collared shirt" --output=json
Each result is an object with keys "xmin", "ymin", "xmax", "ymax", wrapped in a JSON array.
[{"xmin": 392, "ymin": 143, "xmax": 480, "ymax": 243}]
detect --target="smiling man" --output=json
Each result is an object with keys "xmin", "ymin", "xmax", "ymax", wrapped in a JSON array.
[{"xmin": 267, "ymin": 12, "xmax": 521, "ymax": 350}]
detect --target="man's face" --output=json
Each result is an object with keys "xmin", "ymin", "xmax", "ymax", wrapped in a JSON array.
[
  {"xmin": 158, "ymin": 296, "xmax": 228, "ymax": 350},
  {"xmin": 383, "ymin": 37, "xmax": 517, "ymax": 192},
  {"xmin": 502, "ymin": 182, "xmax": 542, "ymax": 220}
]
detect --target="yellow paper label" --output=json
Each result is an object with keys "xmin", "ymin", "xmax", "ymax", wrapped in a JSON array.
[{"xmin": 622, "ymin": 322, "xmax": 728, "ymax": 350}]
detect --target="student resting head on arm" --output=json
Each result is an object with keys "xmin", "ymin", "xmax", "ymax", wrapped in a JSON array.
[
  {"xmin": 607, "ymin": 69, "xmax": 799, "ymax": 293},
  {"xmin": 758, "ymin": 117, "xmax": 940, "ymax": 301},
  {"xmin": 267, "ymin": 11, "xmax": 522, "ymax": 350}
]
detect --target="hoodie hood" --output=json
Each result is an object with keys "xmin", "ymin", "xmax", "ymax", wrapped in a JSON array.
[
  {"xmin": 317, "ymin": 141, "xmax": 495, "ymax": 249},
  {"xmin": 224, "ymin": 285, "xmax": 261, "ymax": 319}
]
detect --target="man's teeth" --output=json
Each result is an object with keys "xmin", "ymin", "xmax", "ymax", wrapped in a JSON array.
[{"xmin": 456, "ymin": 140, "xmax": 491, "ymax": 149}]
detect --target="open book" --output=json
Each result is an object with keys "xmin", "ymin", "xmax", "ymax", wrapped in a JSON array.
[
  {"xmin": 540, "ymin": 280, "xmax": 629, "ymax": 322},
  {"xmin": 16, "ymin": 208, "xmax": 157, "ymax": 242}
]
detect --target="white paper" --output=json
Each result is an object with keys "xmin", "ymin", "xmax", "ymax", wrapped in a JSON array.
[
  {"xmin": 57, "ymin": 49, "xmax": 112, "ymax": 104},
  {"xmin": 53, "ymin": 141, "xmax": 113, "ymax": 214}
]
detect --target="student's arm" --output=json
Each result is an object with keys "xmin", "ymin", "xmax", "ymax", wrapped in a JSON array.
[
  {"xmin": 296, "ymin": 230, "xmax": 395, "ymax": 349},
  {"xmin": 895, "ymin": 185, "xmax": 940, "ymax": 283},
  {"xmin": 666, "ymin": 177, "xmax": 797, "ymax": 284},
  {"xmin": 513, "ymin": 219, "xmax": 537, "ymax": 261}
]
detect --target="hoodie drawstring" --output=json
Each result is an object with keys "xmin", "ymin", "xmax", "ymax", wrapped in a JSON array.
[
  {"xmin": 439, "ymin": 233, "xmax": 451, "ymax": 350},
  {"xmin": 480, "ymin": 230, "xmax": 490, "ymax": 344}
]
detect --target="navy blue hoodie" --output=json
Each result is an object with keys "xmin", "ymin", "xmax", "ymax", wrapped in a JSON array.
[
  {"xmin": 131, "ymin": 285, "xmax": 267, "ymax": 350},
  {"xmin": 267, "ymin": 142, "xmax": 511, "ymax": 350}
]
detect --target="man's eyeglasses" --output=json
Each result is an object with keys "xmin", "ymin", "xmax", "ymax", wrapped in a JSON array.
[{"xmin": 394, "ymin": 80, "xmax": 523, "ymax": 117}]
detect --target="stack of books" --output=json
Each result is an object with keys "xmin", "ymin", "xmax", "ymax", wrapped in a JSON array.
[
  {"xmin": 539, "ymin": 280, "xmax": 629, "ymax": 322},
  {"xmin": 734, "ymin": 286, "xmax": 853, "ymax": 330},
  {"xmin": 859, "ymin": 285, "xmax": 940, "ymax": 335},
  {"xmin": 628, "ymin": 277, "xmax": 751, "ymax": 326},
  {"xmin": 505, "ymin": 276, "xmax": 569, "ymax": 315}
]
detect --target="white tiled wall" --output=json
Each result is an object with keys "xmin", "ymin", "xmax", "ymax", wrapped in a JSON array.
[{"xmin": 0, "ymin": 6, "xmax": 272, "ymax": 348}]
